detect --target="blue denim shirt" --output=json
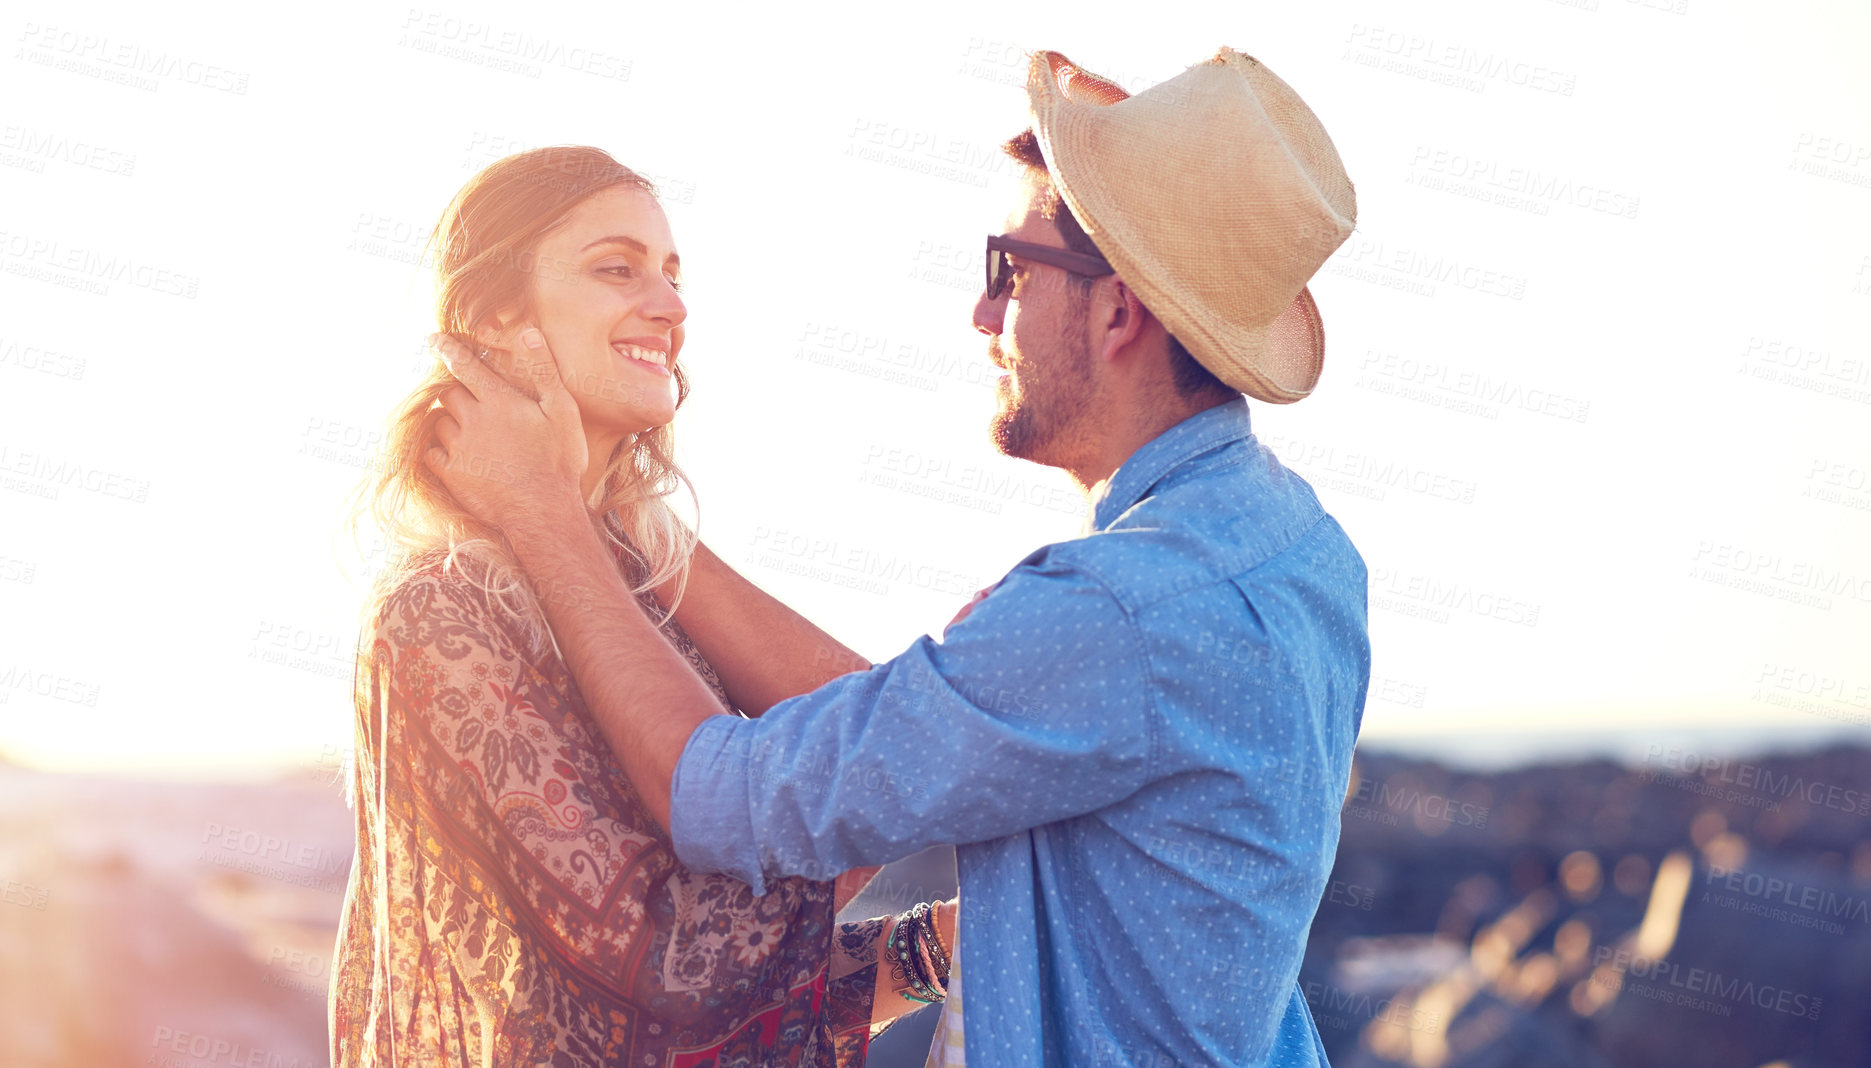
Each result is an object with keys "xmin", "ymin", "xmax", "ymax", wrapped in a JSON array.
[{"xmin": 672, "ymin": 398, "xmax": 1370, "ymax": 1066}]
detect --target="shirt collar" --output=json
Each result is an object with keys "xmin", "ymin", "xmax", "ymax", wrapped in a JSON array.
[{"xmin": 1086, "ymin": 397, "xmax": 1254, "ymax": 533}]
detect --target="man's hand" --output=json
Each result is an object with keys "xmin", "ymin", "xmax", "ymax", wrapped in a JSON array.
[{"xmin": 426, "ymin": 328, "xmax": 588, "ymax": 533}]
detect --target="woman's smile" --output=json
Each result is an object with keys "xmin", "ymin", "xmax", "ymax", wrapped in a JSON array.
[{"xmin": 612, "ymin": 336, "xmax": 671, "ymax": 378}]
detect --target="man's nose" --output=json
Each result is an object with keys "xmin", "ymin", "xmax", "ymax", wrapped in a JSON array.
[{"xmin": 972, "ymin": 289, "xmax": 1005, "ymax": 336}]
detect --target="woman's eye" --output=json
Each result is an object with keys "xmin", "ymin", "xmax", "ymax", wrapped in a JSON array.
[
  {"xmin": 599, "ymin": 265, "xmax": 637, "ymax": 279},
  {"xmin": 665, "ymin": 275, "xmax": 683, "ymax": 292}
]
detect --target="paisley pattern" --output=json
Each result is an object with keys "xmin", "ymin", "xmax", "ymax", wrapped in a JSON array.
[{"xmin": 330, "ymin": 561, "xmax": 878, "ymax": 1067}]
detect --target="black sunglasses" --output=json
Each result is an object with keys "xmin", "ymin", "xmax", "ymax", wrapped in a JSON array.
[{"xmin": 985, "ymin": 234, "xmax": 1114, "ymax": 301}]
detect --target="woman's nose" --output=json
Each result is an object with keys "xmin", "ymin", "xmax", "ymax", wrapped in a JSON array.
[{"xmin": 646, "ymin": 277, "xmax": 688, "ymax": 327}]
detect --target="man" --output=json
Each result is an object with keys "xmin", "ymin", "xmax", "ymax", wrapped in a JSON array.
[{"xmin": 430, "ymin": 48, "xmax": 1368, "ymax": 1066}]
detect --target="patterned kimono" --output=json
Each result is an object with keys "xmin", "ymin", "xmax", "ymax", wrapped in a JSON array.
[{"xmin": 329, "ymin": 558, "xmax": 880, "ymax": 1067}]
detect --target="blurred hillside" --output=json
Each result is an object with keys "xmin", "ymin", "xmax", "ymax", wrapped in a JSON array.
[
  {"xmin": 0, "ymin": 744, "xmax": 1865, "ymax": 1066},
  {"xmin": 1304, "ymin": 745, "xmax": 1871, "ymax": 1068},
  {"xmin": 0, "ymin": 764, "xmax": 347, "ymax": 1068}
]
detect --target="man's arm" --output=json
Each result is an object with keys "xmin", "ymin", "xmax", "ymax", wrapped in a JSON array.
[
  {"xmin": 657, "ymin": 544, "xmax": 886, "ymax": 908},
  {"xmin": 668, "ymin": 559, "xmax": 1157, "ymax": 895},
  {"xmin": 510, "ymin": 506, "xmax": 725, "ymax": 834},
  {"xmin": 429, "ymin": 331, "xmax": 1156, "ymax": 886},
  {"xmin": 426, "ymin": 330, "xmax": 723, "ymax": 835},
  {"xmin": 655, "ymin": 541, "xmax": 870, "ymax": 716}
]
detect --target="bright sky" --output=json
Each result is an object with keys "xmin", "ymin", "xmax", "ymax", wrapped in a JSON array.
[{"xmin": 2, "ymin": 0, "xmax": 1867, "ymax": 777}]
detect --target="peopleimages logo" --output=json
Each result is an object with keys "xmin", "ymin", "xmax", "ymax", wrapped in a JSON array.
[
  {"xmin": 1367, "ymin": 567, "xmax": 1540, "ymax": 628},
  {"xmin": 1346, "ymin": 776, "xmax": 1490, "ymax": 828},
  {"xmin": 744, "ymin": 526, "xmax": 983, "ymax": 600},
  {"xmin": 0, "ymin": 230, "xmax": 200, "ymax": 298},
  {"xmin": 197, "ymin": 822, "xmax": 348, "ymax": 893},
  {"xmin": 1591, "ymin": 947, "xmax": 1823, "ymax": 1020},
  {"xmin": 0, "ymin": 663, "xmax": 100, "ymax": 707},
  {"xmin": 1356, "ymin": 349, "xmax": 1591, "ymax": 424},
  {"xmin": 0, "ymin": 442, "xmax": 149, "ymax": 502},
  {"xmin": 15, "ymin": 23, "xmax": 251, "ymax": 94},
  {"xmin": 147, "ymin": 1027, "xmax": 319, "ymax": 1068},
  {"xmin": 1302, "ymin": 979, "xmax": 1443, "ymax": 1033},
  {"xmin": 396, "ymin": 10, "xmax": 632, "ymax": 80},
  {"xmin": 1407, "ymin": 145, "xmax": 1639, "ymax": 219},
  {"xmin": 1641, "ymin": 744, "xmax": 1871, "ymax": 816},
  {"xmin": 0, "ymin": 335, "xmax": 87, "ymax": 380},
  {"xmin": 1706, "ymin": 869, "xmax": 1868, "ymax": 922},
  {"xmin": 1344, "ymin": 24, "xmax": 1577, "ymax": 96}
]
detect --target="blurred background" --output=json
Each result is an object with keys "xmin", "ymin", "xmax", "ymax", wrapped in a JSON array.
[{"xmin": 1, "ymin": 0, "xmax": 1866, "ymax": 1064}]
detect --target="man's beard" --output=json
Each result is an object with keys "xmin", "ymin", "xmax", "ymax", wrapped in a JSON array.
[{"xmin": 990, "ymin": 323, "xmax": 1096, "ymax": 467}]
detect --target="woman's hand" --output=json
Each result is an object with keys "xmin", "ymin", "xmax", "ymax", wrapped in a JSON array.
[{"xmin": 426, "ymin": 328, "xmax": 589, "ymax": 536}]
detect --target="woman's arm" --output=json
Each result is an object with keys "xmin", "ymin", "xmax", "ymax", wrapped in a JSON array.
[
  {"xmin": 656, "ymin": 540, "xmax": 870, "ymax": 716},
  {"xmin": 871, "ymin": 899, "xmax": 958, "ymax": 1027},
  {"xmin": 828, "ymin": 899, "xmax": 959, "ymax": 1035}
]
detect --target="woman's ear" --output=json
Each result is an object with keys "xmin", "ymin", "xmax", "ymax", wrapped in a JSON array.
[{"xmin": 472, "ymin": 311, "xmax": 525, "ymax": 356}]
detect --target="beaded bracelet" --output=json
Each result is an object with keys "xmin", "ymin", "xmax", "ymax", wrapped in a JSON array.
[
  {"xmin": 887, "ymin": 901, "xmax": 950, "ymax": 1004},
  {"xmin": 916, "ymin": 900, "xmax": 950, "ymax": 975},
  {"xmin": 888, "ymin": 908, "xmax": 940, "ymax": 1004}
]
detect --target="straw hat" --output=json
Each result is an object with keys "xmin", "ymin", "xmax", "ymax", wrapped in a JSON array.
[{"xmin": 1025, "ymin": 48, "xmax": 1356, "ymax": 403}]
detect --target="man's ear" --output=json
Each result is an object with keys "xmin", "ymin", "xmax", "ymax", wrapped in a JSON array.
[{"xmin": 1096, "ymin": 279, "xmax": 1150, "ymax": 366}]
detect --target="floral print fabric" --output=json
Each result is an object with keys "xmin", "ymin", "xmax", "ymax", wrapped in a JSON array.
[{"xmin": 329, "ymin": 562, "xmax": 876, "ymax": 1067}]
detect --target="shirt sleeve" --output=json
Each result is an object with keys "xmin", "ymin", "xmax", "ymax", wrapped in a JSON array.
[{"xmin": 670, "ymin": 558, "xmax": 1156, "ymax": 895}]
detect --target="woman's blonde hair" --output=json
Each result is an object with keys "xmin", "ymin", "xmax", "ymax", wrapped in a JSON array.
[{"xmin": 356, "ymin": 146, "xmax": 696, "ymax": 655}]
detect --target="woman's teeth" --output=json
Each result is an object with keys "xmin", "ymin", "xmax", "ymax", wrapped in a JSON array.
[{"xmin": 613, "ymin": 343, "xmax": 670, "ymax": 376}]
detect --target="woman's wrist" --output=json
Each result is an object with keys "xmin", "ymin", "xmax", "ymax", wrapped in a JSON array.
[{"xmin": 885, "ymin": 900, "xmax": 952, "ymax": 1004}]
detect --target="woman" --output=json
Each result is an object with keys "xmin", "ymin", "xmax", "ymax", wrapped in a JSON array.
[{"xmin": 330, "ymin": 147, "xmax": 949, "ymax": 1066}]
